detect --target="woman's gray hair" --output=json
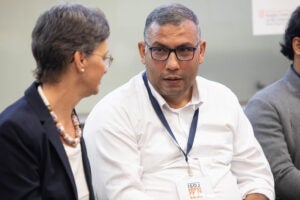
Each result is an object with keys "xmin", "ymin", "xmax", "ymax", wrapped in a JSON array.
[
  {"xmin": 32, "ymin": 3, "xmax": 110, "ymax": 83},
  {"xmin": 143, "ymin": 3, "xmax": 201, "ymax": 42}
]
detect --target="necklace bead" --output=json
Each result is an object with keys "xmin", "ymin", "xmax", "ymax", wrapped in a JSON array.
[
  {"xmin": 49, "ymin": 106, "xmax": 81, "ymax": 147},
  {"xmin": 38, "ymin": 85, "xmax": 82, "ymax": 147}
]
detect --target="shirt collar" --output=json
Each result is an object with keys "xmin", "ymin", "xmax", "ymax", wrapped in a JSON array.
[
  {"xmin": 291, "ymin": 64, "xmax": 300, "ymax": 78},
  {"xmin": 285, "ymin": 64, "xmax": 300, "ymax": 93},
  {"xmin": 146, "ymin": 78, "xmax": 202, "ymax": 111}
]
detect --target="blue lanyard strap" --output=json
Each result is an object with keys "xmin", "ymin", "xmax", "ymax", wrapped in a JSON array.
[{"xmin": 142, "ymin": 72, "xmax": 199, "ymax": 162}]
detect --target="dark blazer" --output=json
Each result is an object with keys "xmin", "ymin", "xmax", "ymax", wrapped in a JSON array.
[
  {"xmin": 0, "ymin": 82, "xmax": 95, "ymax": 200},
  {"xmin": 245, "ymin": 66, "xmax": 300, "ymax": 200}
]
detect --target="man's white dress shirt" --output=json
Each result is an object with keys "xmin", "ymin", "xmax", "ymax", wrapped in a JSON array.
[{"xmin": 84, "ymin": 71, "xmax": 274, "ymax": 200}]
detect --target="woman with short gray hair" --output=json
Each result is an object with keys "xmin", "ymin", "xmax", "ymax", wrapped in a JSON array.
[{"xmin": 0, "ymin": 3, "xmax": 112, "ymax": 199}]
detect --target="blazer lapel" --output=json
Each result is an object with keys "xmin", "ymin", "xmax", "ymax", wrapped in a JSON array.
[
  {"xmin": 44, "ymin": 120, "xmax": 78, "ymax": 198},
  {"xmin": 25, "ymin": 82, "xmax": 78, "ymax": 198}
]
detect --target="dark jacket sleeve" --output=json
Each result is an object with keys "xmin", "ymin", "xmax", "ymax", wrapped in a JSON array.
[{"xmin": 0, "ymin": 119, "xmax": 42, "ymax": 200}]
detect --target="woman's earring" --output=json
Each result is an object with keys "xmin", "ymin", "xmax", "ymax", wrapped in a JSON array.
[{"xmin": 81, "ymin": 68, "xmax": 85, "ymax": 72}]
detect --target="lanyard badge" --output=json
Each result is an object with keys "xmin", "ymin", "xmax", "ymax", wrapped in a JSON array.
[{"xmin": 176, "ymin": 175, "xmax": 215, "ymax": 200}]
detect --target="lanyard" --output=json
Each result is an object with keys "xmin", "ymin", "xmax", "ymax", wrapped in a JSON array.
[{"xmin": 142, "ymin": 72, "xmax": 199, "ymax": 163}]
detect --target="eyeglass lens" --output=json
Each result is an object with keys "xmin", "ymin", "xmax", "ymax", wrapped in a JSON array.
[
  {"xmin": 151, "ymin": 46, "xmax": 197, "ymax": 61},
  {"xmin": 104, "ymin": 55, "xmax": 113, "ymax": 68}
]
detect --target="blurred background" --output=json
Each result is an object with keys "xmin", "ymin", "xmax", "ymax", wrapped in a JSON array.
[{"xmin": 0, "ymin": 0, "xmax": 293, "ymax": 115}]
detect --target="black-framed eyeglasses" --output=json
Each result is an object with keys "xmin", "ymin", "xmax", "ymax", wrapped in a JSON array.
[
  {"xmin": 145, "ymin": 41, "xmax": 200, "ymax": 61},
  {"xmin": 91, "ymin": 54, "xmax": 114, "ymax": 68}
]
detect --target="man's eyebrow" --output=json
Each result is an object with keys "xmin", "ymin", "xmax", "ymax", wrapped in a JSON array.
[
  {"xmin": 150, "ymin": 42, "xmax": 196, "ymax": 48},
  {"xmin": 149, "ymin": 42, "xmax": 167, "ymax": 48}
]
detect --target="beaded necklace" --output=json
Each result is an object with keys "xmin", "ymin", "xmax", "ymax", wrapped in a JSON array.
[{"xmin": 37, "ymin": 85, "xmax": 82, "ymax": 147}]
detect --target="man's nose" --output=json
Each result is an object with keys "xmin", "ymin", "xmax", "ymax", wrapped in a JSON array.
[{"xmin": 165, "ymin": 51, "xmax": 180, "ymax": 70}]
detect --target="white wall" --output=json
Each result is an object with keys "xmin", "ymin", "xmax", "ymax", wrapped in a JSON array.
[{"xmin": 0, "ymin": 0, "xmax": 289, "ymax": 114}]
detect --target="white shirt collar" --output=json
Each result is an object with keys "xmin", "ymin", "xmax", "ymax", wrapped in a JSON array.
[{"xmin": 146, "ymin": 77, "xmax": 203, "ymax": 111}]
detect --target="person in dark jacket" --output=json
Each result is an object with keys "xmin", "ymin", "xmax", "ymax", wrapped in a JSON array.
[{"xmin": 0, "ymin": 2, "xmax": 112, "ymax": 199}]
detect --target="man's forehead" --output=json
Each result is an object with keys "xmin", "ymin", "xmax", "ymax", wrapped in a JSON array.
[{"xmin": 146, "ymin": 21, "xmax": 199, "ymax": 45}]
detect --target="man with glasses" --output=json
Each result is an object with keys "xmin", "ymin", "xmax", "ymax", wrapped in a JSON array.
[{"xmin": 84, "ymin": 3, "xmax": 274, "ymax": 200}]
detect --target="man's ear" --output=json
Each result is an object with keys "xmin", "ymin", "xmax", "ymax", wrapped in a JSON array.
[
  {"xmin": 73, "ymin": 51, "xmax": 86, "ymax": 72},
  {"xmin": 198, "ymin": 40, "xmax": 206, "ymax": 64},
  {"xmin": 138, "ymin": 41, "xmax": 146, "ymax": 64},
  {"xmin": 292, "ymin": 37, "xmax": 300, "ymax": 56}
]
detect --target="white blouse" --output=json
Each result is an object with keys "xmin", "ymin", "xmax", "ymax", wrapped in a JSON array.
[{"xmin": 64, "ymin": 143, "xmax": 89, "ymax": 200}]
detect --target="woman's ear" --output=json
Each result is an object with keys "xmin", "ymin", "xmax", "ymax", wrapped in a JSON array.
[
  {"xmin": 73, "ymin": 51, "xmax": 86, "ymax": 73},
  {"xmin": 138, "ymin": 41, "xmax": 146, "ymax": 64}
]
